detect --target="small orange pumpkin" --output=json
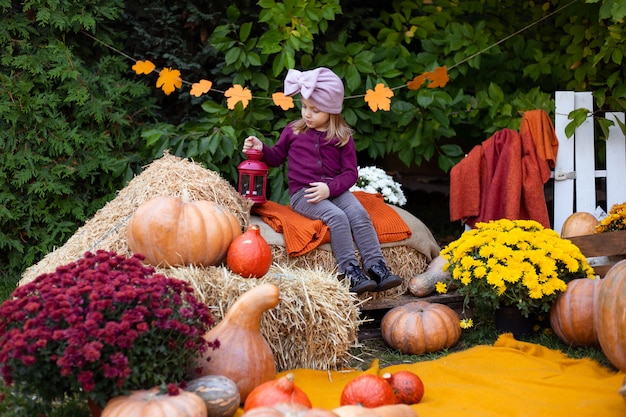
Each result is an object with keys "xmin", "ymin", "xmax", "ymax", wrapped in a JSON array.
[
  {"xmin": 382, "ymin": 371, "xmax": 424, "ymax": 405},
  {"xmin": 101, "ymin": 387, "xmax": 206, "ymax": 417},
  {"xmin": 380, "ymin": 301, "xmax": 461, "ymax": 355},
  {"xmin": 244, "ymin": 373, "xmax": 312, "ymax": 411},
  {"xmin": 550, "ymin": 278, "xmax": 601, "ymax": 347},
  {"xmin": 127, "ymin": 195, "xmax": 241, "ymax": 267},
  {"xmin": 340, "ymin": 374, "xmax": 396, "ymax": 408},
  {"xmin": 227, "ymin": 224, "xmax": 272, "ymax": 278}
]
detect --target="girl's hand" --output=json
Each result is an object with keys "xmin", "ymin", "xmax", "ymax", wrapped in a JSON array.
[
  {"xmin": 243, "ymin": 136, "xmax": 263, "ymax": 151},
  {"xmin": 304, "ymin": 182, "xmax": 330, "ymax": 203}
]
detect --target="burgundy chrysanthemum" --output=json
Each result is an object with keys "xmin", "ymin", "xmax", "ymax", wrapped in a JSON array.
[{"xmin": 0, "ymin": 250, "xmax": 217, "ymax": 407}]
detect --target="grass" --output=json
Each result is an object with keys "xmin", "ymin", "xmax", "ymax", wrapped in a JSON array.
[{"xmin": 348, "ymin": 314, "xmax": 612, "ymax": 371}]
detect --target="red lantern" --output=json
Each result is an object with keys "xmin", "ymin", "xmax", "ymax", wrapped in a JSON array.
[{"xmin": 237, "ymin": 149, "xmax": 268, "ymax": 205}]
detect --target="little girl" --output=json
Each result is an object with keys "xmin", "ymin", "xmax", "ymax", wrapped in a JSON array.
[{"xmin": 243, "ymin": 67, "xmax": 402, "ymax": 294}]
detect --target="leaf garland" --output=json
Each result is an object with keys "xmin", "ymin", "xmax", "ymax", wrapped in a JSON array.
[
  {"xmin": 156, "ymin": 68, "xmax": 182, "ymax": 96},
  {"xmin": 190, "ymin": 79, "xmax": 212, "ymax": 97},
  {"xmin": 364, "ymin": 84, "xmax": 394, "ymax": 112},
  {"xmin": 131, "ymin": 58, "xmax": 448, "ymax": 110}
]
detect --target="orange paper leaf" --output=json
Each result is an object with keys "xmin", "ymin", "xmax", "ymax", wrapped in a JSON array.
[
  {"xmin": 132, "ymin": 60, "xmax": 156, "ymax": 75},
  {"xmin": 190, "ymin": 79, "xmax": 213, "ymax": 97},
  {"xmin": 224, "ymin": 84, "xmax": 252, "ymax": 109},
  {"xmin": 407, "ymin": 73, "xmax": 428, "ymax": 90},
  {"xmin": 272, "ymin": 92, "xmax": 294, "ymax": 110},
  {"xmin": 426, "ymin": 66, "xmax": 449, "ymax": 88},
  {"xmin": 364, "ymin": 83, "xmax": 394, "ymax": 112},
  {"xmin": 156, "ymin": 68, "xmax": 182, "ymax": 95}
]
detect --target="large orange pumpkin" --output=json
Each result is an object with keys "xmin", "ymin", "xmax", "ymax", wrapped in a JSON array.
[
  {"xmin": 560, "ymin": 212, "xmax": 599, "ymax": 238},
  {"xmin": 380, "ymin": 301, "xmax": 461, "ymax": 355},
  {"xmin": 227, "ymin": 224, "xmax": 272, "ymax": 278},
  {"xmin": 101, "ymin": 387, "xmax": 207, "ymax": 417},
  {"xmin": 550, "ymin": 278, "xmax": 601, "ymax": 347},
  {"xmin": 127, "ymin": 195, "xmax": 241, "ymax": 267},
  {"xmin": 595, "ymin": 260, "xmax": 626, "ymax": 372}
]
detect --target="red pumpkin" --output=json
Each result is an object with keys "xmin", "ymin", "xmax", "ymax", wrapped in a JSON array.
[
  {"xmin": 382, "ymin": 371, "xmax": 424, "ymax": 405},
  {"xmin": 340, "ymin": 374, "xmax": 396, "ymax": 408},
  {"xmin": 550, "ymin": 278, "xmax": 601, "ymax": 347},
  {"xmin": 244, "ymin": 373, "xmax": 312, "ymax": 411},
  {"xmin": 227, "ymin": 224, "xmax": 272, "ymax": 278}
]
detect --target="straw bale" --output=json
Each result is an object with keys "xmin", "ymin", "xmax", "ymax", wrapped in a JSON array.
[
  {"xmin": 162, "ymin": 264, "xmax": 363, "ymax": 371},
  {"xmin": 19, "ymin": 152, "xmax": 251, "ymax": 286},
  {"xmin": 269, "ymin": 245, "xmax": 429, "ymax": 301}
]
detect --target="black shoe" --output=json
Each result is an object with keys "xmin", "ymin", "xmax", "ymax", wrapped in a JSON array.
[
  {"xmin": 368, "ymin": 261, "xmax": 403, "ymax": 292},
  {"xmin": 342, "ymin": 264, "xmax": 377, "ymax": 294}
]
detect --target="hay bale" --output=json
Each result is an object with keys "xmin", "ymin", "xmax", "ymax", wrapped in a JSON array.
[
  {"xmin": 19, "ymin": 152, "xmax": 251, "ymax": 286},
  {"xmin": 270, "ymin": 245, "xmax": 429, "ymax": 301},
  {"xmin": 162, "ymin": 264, "xmax": 362, "ymax": 371}
]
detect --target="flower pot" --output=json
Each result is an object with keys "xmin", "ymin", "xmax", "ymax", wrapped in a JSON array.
[
  {"xmin": 494, "ymin": 306, "xmax": 535, "ymax": 339},
  {"xmin": 87, "ymin": 398, "xmax": 102, "ymax": 417}
]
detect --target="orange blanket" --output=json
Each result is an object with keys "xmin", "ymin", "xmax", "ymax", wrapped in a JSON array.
[
  {"xmin": 252, "ymin": 191, "xmax": 412, "ymax": 257},
  {"xmin": 235, "ymin": 334, "xmax": 626, "ymax": 417},
  {"xmin": 520, "ymin": 108, "xmax": 559, "ymax": 170},
  {"xmin": 449, "ymin": 109, "xmax": 557, "ymax": 228}
]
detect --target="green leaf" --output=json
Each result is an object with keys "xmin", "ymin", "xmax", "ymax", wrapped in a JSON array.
[
  {"xmin": 224, "ymin": 47, "xmax": 242, "ymax": 65},
  {"xmin": 440, "ymin": 143, "xmax": 465, "ymax": 158},
  {"xmin": 240, "ymin": 22, "xmax": 252, "ymax": 42},
  {"xmin": 596, "ymin": 117, "xmax": 615, "ymax": 140},
  {"xmin": 564, "ymin": 121, "xmax": 577, "ymax": 139},
  {"xmin": 615, "ymin": 116, "xmax": 626, "ymax": 136}
]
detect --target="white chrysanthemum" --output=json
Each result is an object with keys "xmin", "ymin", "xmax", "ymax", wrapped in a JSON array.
[{"xmin": 349, "ymin": 166, "xmax": 407, "ymax": 206}]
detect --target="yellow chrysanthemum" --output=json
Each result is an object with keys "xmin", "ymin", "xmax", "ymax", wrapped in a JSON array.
[
  {"xmin": 460, "ymin": 318, "xmax": 474, "ymax": 329},
  {"xmin": 440, "ymin": 219, "xmax": 593, "ymax": 317}
]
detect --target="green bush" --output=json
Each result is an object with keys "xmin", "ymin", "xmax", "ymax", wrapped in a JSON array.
[
  {"xmin": 2, "ymin": 0, "xmax": 626, "ymax": 279},
  {"xmin": 0, "ymin": 0, "xmax": 158, "ymax": 275}
]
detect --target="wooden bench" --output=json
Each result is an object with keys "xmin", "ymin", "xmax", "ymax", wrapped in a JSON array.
[{"xmin": 568, "ymin": 230, "xmax": 626, "ymax": 278}]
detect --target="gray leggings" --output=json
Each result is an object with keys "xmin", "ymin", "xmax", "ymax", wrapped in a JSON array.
[{"xmin": 290, "ymin": 189, "xmax": 384, "ymax": 273}]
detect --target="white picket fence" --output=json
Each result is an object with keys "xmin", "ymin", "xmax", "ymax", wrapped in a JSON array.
[{"xmin": 552, "ymin": 91, "xmax": 626, "ymax": 233}]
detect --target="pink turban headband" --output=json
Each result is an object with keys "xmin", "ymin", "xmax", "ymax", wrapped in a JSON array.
[{"xmin": 284, "ymin": 67, "xmax": 344, "ymax": 114}]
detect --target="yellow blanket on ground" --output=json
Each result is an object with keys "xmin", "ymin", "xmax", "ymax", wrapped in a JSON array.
[{"xmin": 240, "ymin": 334, "xmax": 626, "ymax": 417}]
